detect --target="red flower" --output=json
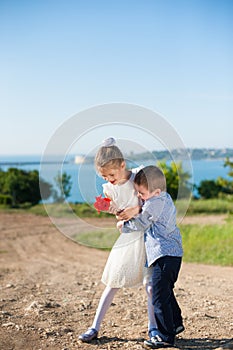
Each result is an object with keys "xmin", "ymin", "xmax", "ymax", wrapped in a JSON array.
[{"xmin": 94, "ymin": 195, "xmax": 111, "ymax": 213}]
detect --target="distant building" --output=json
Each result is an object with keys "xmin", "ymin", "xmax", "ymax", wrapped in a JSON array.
[{"xmin": 74, "ymin": 155, "xmax": 85, "ymax": 164}]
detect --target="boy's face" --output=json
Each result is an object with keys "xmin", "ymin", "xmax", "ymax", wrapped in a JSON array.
[
  {"xmin": 98, "ymin": 162, "xmax": 126, "ymax": 185},
  {"xmin": 134, "ymin": 183, "xmax": 161, "ymax": 201}
]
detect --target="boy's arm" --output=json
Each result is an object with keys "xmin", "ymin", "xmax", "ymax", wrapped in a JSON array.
[
  {"xmin": 116, "ymin": 205, "xmax": 141, "ymax": 221},
  {"xmin": 121, "ymin": 208, "xmax": 153, "ymax": 233}
]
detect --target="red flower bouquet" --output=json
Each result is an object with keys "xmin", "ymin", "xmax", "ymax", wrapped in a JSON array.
[{"xmin": 94, "ymin": 195, "xmax": 111, "ymax": 213}]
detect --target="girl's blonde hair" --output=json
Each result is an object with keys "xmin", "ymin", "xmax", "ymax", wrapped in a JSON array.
[{"xmin": 95, "ymin": 137, "xmax": 125, "ymax": 169}]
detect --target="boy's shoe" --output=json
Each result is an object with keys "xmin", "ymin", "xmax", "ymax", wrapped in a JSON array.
[
  {"xmin": 148, "ymin": 328, "xmax": 159, "ymax": 338},
  {"xmin": 175, "ymin": 324, "xmax": 185, "ymax": 335},
  {"xmin": 144, "ymin": 335, "xmax": 174, "ymax": 348},
  {"xmin": 78, "ymin": 328, "xmax": 98, "ymax": 342}
]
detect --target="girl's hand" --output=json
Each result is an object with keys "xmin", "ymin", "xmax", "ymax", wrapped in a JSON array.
[
  {"xmin": 108, "ymin": 202, "xmax": 118, "ymax": 214},
  {"xmin": 116, "ymin": 206, "xmax": 141, "ymax": 221},
  {"xmin": 116, "ymin": 220, "xmax": 124, "ymax": 232}
]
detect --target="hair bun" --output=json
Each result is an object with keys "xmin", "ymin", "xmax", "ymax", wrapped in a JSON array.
[{"xmin": 102, "ymin": 137, "xmax": 116, "ymax": 147}]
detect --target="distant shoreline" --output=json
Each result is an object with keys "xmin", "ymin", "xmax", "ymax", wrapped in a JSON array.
[
  {"xmin": 0, "ymin": 157, "xmax": 231, "ymax": 167},
  {"xmin": 0, "ymin": 161, "xmax": 69, "ymax": 166},
  {"xmin": 0, "ymin": 147, "xmax": 232, "ymax": 166}
]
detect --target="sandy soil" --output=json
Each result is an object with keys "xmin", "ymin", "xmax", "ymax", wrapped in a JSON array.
[{"xmin": 0, "ymin": 212, "xmax": 233, "ymax": 350}]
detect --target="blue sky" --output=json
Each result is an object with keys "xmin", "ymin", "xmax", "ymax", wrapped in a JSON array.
[{"xmin": 0, "ymin": 0, "xmax": 233, "ymax": 155}]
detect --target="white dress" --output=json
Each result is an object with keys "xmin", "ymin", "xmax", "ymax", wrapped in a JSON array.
[{"xmin": 101, "ymin": 169, "xmax": 146, "ymax": 288}]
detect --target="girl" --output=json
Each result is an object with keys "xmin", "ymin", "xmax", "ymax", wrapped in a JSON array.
[{"xmin": 78, "ymin": 137, "xmax": 156, "ymax": 342}]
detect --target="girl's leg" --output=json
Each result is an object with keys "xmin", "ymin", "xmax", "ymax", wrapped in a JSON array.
[
  {"xmin": 91, "ymin": 286, "xmax": 119, "ymax": 331},
  {"xmin": 145, "ymin": 283, "xmax": 157, "ymax": 333}
]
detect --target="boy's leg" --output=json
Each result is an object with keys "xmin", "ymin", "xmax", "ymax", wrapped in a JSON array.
[
  {"xmin": 151, "ymin": 256, "xmax": 182, "ymax": 345},
  {"xmin": 171, "ymin": 291, "xmax": 183, "ymax": 331}
]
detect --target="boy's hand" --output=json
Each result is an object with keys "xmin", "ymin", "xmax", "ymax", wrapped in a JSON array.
[{"xmin": 116, "ymin": 206, "xmax": 141, "ymax": 221}]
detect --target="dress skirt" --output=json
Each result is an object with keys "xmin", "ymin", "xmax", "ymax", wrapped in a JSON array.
[{"xmin": 101, "ymin": 231, "xmax": 146, "ymax": 288}]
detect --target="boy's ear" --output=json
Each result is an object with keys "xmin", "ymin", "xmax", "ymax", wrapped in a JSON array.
[
  {"xmin": 121, "ymin": 161, "xmax": 126, "ymax": 169},
  {"xmin": 154, "ymin": 188, "xmax": 161, "ymax": 196}
]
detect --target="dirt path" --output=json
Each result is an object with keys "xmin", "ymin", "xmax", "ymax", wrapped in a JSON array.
[{"xmin": 0, "ymin": 213, "xmax": 233, "ymax": 350}]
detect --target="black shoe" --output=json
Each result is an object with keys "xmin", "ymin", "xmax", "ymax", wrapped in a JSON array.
[
  {"xmin": 144, "ymin": 335, "xmax": 174, "ymax": 348},
  {"xmin": 175, "ymin": 324, "xmax": 185, "ymax": 335},
  {"xmin": 78, "ymin": 328, "xmax": 98, "ymax": 342}
]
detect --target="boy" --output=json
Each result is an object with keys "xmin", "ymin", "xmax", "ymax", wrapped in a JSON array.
[{"xmin": 119, "ymin": 165, "xmax": 184, "ymax": 348}]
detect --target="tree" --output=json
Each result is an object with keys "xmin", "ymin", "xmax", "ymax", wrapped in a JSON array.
[
  {"xmin": 220, "ymin": 157, "xmax": 233, "ymax": 194},
  {"xmin": 0, "ymin": 168, "xmax": 52, "ymax": 206},
  {"xmin": 197, "ymin": 158, "xmax": 233, "ymax": 199},
  {"xmin": 53, "ymin": 172, "xmax": 72, "ymax": 202},
  {"xmin": 210, "ymin": 158, "xmax": 233, "ymax": 197},
  {"xmin": 197, "ymin": 180, "xmax": 222, "ymax": 199},
  {"xmin": 157, "ymin": 161, "xmax": 192, "ymax": 200}
]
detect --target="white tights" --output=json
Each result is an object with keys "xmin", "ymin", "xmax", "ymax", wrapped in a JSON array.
[
  {"xmin": 145, "ymin": 283, "xmax": 157, "ymax": 331},
  {"xmin": 91, "ymin": 284, "xmax": 157, "ymax": 332},
  {"xmin": 91, "ymin": 286, "xmax": 119, "ymax": 331}
]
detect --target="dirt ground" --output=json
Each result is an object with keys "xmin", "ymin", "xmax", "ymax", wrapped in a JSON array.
[{"xmin": 0, "ymin": 212, "xmax": 233, "ymax": 350}]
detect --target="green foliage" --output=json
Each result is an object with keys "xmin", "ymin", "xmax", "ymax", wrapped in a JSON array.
[
  {"xmin": 157, "ymin": 161, "xmax": 192, "ymax": 200},
  {"xmin": 197, "ymin": 180, "xmax": 223, "ymax": 199},
  {"xmin": 0, "ymin": 168, "xmax": 52, "ymax": 207},
  {"xmin": 53, "ymin": 172, "xmax": 72, "ymax": 202},
  {"xmin": 195, "ymin": 158, "xmax": 233, "ymax": 199},
  {"xmin": 224, "ymin": 157, "xmax": 233, "ymax": 178},
  {"xmin": 218, "ymin": 157, "xmax": 233, "ymax": 194},
  {"xmin": 196, "ymin": 158, "xmax": 233, "ymax": 198},
  {"xmin": 0, "ymin": 194, "xmax": 12, "ymax": 206}
]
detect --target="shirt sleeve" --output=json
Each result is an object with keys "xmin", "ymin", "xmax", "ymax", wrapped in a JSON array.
[
  {"xmin": 121, "ymin": 196, "xmax": 165, "ymax": 233},
  {"xmin": 122, "ymin": 206, "xmax": 153, "ymax": 233},
  {"xmin": 102, "ymin": 183, "xmax": 113, "ymax": 200}
]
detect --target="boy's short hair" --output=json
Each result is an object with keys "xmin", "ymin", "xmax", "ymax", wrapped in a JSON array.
[{"xmin": 134, "ymin": 165, "xmax": 166, "ymax": 192}]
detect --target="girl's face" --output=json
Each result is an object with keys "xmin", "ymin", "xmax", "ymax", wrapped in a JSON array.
[{"xmin": 99, "ymin": 162, "xmax": 126, "ymax": 185}]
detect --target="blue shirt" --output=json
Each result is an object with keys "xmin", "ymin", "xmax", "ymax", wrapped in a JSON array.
[{"xmin": 121, "ymin": 192, "xmax": 183, "ymax": 267}]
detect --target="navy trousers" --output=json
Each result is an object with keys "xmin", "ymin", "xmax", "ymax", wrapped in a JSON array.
[{"xmin": 151, "ymin": 255, "xmax": 183, "ymax": 344}]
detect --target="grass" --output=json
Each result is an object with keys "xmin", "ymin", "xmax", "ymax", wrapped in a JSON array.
[
  {"xmin": 180, "ymin": 216, "xmax": 233, "ymax": 266},
  {"xmin": 75, "ymin": 228, "xmax": 120, "ymax": 250},
  {"xmin": 0, "ymin": 197, "xmax": 232, "ymax": 216},
  {"xmin": 74, "ymin": 214, "xmax": 233, "ymax": 266},
  {"xmin": 0, "ymin": 202, "xmax": 112, "ymax": 218},
  {"xmin": 1, "ymin": 199, "xmax": 232, "ymax": 266},
  {"xmin": 186, "ymin": 197, "xmax": 233, "ymax": 214}
]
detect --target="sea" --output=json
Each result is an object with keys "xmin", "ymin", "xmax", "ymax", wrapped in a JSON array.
[{"xmin": 0, "ymin": 155, "xmax": 230, "ymax": 203}]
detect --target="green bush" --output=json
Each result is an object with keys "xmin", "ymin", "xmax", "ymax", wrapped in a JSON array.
[
  {"xmin": 0, "ymin": 194, "xmax": 12, "ymax": 206},
  {"xmin": 0, "ymin": 168, "xmax": 52, "ymax": 206},
  {"xmin": 197, "ymin": 180, "xmax": 223, "ymax": 199}
]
